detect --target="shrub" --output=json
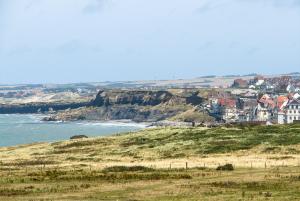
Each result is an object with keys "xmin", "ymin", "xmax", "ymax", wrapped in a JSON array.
[
  {"xmin": 216, "ymin": 164, "xmax": 234, "ymax": 171},
  {"xmin": 102, "ymin": 166, "xmax": 155, "ymax": 173}
]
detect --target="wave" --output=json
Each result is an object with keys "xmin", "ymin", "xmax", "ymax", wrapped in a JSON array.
[
  {"xmin": 0, "ymin": 114, "xmax": 147, "ymax": 128},
  {"xmin": 0, "ymin": 114, "xmax": 51, "ymax": 125}
]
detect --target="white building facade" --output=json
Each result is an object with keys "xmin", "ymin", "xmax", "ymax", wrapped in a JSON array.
[{"xmin": 285, "ymin": 99, "xmax": 300, "ymax": 124}]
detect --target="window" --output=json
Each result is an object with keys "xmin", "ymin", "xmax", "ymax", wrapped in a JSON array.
[
  {"xmin": 290, "ymin": 117, "xmax": 293, "ymax": 120},
  {"xmin": 295, "ymin": 117, "xmax": 297, "ymax": 120},
  {"xmin": 295, "ymin": 110, "xmax": 297, "ymax": 114}
]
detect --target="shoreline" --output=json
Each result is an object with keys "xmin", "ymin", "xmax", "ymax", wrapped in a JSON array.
[
  {"xmin": 0, "ymin": 113, "xmax": 151, "ymax": 127},
  {"xmin": 0, "ymin": 114, "xmax": 148, "ymax": 148}
]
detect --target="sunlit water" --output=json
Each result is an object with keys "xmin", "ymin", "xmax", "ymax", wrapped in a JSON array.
[{"xmin": 0, "ymin": 114, "xmax": 146, "ymax": 147}]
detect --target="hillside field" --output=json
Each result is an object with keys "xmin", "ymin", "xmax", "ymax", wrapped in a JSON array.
[{"xmin": 1, "ymin": 124, "xmax": 300, "ymax": 200}]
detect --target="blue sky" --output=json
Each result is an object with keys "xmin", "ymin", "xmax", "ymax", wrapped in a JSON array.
[{"xmin": 0, "ymin": 0, "xmax": 299, "ymax": 84}]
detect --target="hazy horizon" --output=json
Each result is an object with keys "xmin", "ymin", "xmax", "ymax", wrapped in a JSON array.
[
  {"xmin": 1, "ymin": 0, "xmax": 299, "ymax": 84},
  {"xmin": 1, "ymin": 72, "xmax": 300, "ymax": 86}
]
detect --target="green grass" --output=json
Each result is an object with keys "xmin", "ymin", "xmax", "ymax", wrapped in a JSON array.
[
  {"xmin": 40, "ymin": 123, "xmax": 300, "ymax": 163},
  {"xmin": 109, "ymin": 123, "xmax": 300, "ymax": 158},
  {"xmin": 1, "ymin": 124, "xmax": 300, "ymax": 200},
  {"xmin": 0, "ymin": 166, "xmax": 300, "ymax": 200}
]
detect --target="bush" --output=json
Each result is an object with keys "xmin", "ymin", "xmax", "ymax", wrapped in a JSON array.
[
  {"xmin": 102, "ymin": 166, "xmax": 155, "ymax": 173},
  {"xmin": 216, "ymin": 164, "xmax": 234, "ymax": 171}
]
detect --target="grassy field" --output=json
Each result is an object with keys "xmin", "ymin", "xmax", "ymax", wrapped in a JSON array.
[{"xmin": 1, "ymin": 124, "xmax": 300, "ymax": 200}]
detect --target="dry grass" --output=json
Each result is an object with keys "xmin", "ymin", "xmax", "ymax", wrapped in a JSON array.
[{"xmin": 1, "ymin": 124, "xmax": 300, "ymax": 200}]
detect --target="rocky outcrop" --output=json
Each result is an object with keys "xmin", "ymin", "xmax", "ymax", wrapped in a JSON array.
[
  {"xmin": 70, "ymin": 135, "xmax": 88, "ymax": 140},
  {"xmin": 91, "ymin": 90, "xmax": 174, "ymax": 107},
  {"xmin": 47, "ymin": 90, "xmax": 210, "ymax": 122},
  {"xmin": 1, "ymin": 89, "xmax": 213, "ymax": 123},
  {"xmin": 91, "ymin": 90, "xmax": 203, "ymax": 107},
  {"xmin": 0, "ymin": 102, "xmax": 90, "ymax": 114},
  {"xmin": 46, "ymin": 105, "xmax": 188, "ymax": 122}
]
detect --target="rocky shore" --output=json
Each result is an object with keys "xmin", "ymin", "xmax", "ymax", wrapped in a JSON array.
[
  {"xmin": 1, "ymin": 89, "xmax": 215, "ymax": 124},
  {"xmin": 0, "ymin": 101, "xmax": 91, "ymax": 114}
]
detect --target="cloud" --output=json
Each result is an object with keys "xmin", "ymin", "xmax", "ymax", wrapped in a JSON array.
[
  {"xmin": 82, "ymin": 0, "xmax": 108, "ymax": 14},
  {"xmin": 54, "ymin": 40, "xmax": 102, "ymax": 54},
  {"xmin": 24, "ymin": 0, "xmax": 42, "ymax": 10},
  {"xmin": 196, "ymin": 1, "xmax": 229, "ymax": 14},
  {"xmin": 247, "ymin": 47, "xmax": 260, "ymax": 55},
  {"xmin": 196, "ymin": 41, "xmax": 214, "ymax": 51},
  {"xmin": 239, "ymin": 0, "xmax": 300, "ymax": 8},
  {"xmin": 195, "ymin": 0, "xmax": 300, "ymax": 13},
  {"xmin": 267, "ymin": 0, "xmax": 300, "ymax": 7}
]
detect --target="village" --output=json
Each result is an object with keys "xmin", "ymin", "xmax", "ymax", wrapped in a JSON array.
[{"xmin": 205, "ymin": 75, "xmax": 300, "ymax": 124}]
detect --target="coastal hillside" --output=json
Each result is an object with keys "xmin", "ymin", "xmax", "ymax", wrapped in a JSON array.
[
  {"xmin": 1, "ymin": 124, "xmax": 300, "ymax": 168},
  {"xmin": 0, "ymin": 124, "xmax": 300, "ymax": 200},
  {"xmin": 43, "ymin": 89, "xmax": 215, "ymax": 123}
]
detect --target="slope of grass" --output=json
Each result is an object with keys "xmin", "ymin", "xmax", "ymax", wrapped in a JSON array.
[
  {"xmin": 0, "ymin": 165, "xmax": 300, "ymax": 200},
  {"xmin": 1, "ymin": 124, "xmax": 300, "ymax": 200},
  {"xmin": 48, "ymin": 123, "xmax": 300, "ymax": 160},
  {"xmin": 1, "ymin": 124, "xmax": 300, "ymax": 166}
]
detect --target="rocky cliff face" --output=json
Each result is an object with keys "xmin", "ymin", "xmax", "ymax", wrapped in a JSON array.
[
  {"xmin": 0, "ymin": 102, "xmax": 90, "ymax": 114},
  {"xmin": 45, "ymin": 89, "xmax": 210, "ymax": 122},
  {"xmin": 91, "ymin": 90, "xmax": 203, "ymax": 107},
  {"xmin": 91, "ymin": 90, "xmax": 174, "ymax": 107},
  {"xmin": 0, "ymin": 89, "xmax": 213, "ymax": 123},
  {"xmin": 46, "ymin": 105, "xmax": 186, "ymax": 122}
]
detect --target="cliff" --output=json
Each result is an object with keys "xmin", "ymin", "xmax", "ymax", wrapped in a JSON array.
[
  {"xmin": 45, "ymin": 89, "xmax": 212, "ymax": 123},
  {"xmin": 91, "ymin": 90, "xmax": 203, "ymax": 107},
  {"xmin": 0, "ymin": 102, "xmax": 90, "ymax": 114},
  {"xmin": 0, "ymin": 89, "xmax": 214, "ymax": 123}
]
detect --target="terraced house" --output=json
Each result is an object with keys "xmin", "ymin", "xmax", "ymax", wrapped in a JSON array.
[{"xmin": 286, "ymin": 99, "xmax": 300, "ymax": 123}]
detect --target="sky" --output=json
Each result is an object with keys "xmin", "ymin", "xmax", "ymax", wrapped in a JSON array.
[{"xmin": 0, "ymin": 0, "xmax": 299, "ymax": 84}]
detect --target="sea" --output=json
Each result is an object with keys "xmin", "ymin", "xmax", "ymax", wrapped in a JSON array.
[{"xmin": 0, "ymin": 114, "xmax": 146, "ymax": 147}]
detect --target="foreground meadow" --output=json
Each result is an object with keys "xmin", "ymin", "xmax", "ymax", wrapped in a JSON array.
[{"xmin": 1, "ymin": 124, "xmax": 300, "ymax": 200}]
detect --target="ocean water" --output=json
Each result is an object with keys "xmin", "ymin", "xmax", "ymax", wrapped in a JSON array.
[{"xmin": 0, "ymin": 114, "xmax": 146, "ymax": 147}]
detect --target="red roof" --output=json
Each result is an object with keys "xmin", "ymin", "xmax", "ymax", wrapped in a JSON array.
[
  {"xmin": 258, "ymin": 94, "xmax": 275, "ymax": 108},
  {"xmin": 218, "ymin": 98, "xmax": 236, "ymax": 108},
  {"xmin": 277, "ymin": 96, "xmax": 288, "ymax": 108}
]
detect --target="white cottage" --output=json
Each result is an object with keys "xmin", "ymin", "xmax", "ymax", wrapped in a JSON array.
[{"xmin": 285, "ymin": 99, "xmax": 300, "ymax": 124}]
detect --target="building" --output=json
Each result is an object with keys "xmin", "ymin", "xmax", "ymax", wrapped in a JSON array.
[
  {"xmin": 287, "ymin": 84, "xmax": 296, "ymax": 93},
  {"xmin": 232, "ymin": 79, "xmax": 248, "ymax": 89},
  {"xmin": 274, "ymin": 95, "xmax": 289, "ymax": 124},
  {"xmin": 285, "ymin": 99, "xmax": 300, "ymax": 124},
  {"xmin": 255, "ymin": 94, "xmax": 276, "ymax": 122},
  {"xmin": 218, "ymin": 98, "xmax": 238, "ymax": 122}
]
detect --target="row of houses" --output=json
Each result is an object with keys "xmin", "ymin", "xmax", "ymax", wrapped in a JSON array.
[
  {"xmin": 232, "ymin": 75, "xmax": 300, "ymax": 93},
  {"xmin": 207, "ymin": 93, "xmax": 300, "ymax": 124}
]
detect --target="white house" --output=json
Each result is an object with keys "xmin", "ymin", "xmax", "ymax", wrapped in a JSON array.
[
  {"xmin": 287, "ymin": 84, "xmax": 296, "ymax": 93},
  {"xmin": 256, "ymin": 104, "xmax": 272, "ymax": 121},
  {"xmin": 285, "ymin": 99, "xmax": 300, "ymax": 124},
  {"xmin": 256, "ymin": 80, "xmax": 265, "ymax": 86},
  {"xmin": 277, "ymin": 111, "xmax": 285, "ymax": 124}
]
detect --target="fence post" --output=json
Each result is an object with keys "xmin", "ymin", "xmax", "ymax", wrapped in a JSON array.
[
  {"xmin": 265, "ymin": 161, "xmax": 267, "ymax": 169},
  {"xmin": 186, "ymin": 162, "xmax": 188, "ymax": 171}
]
